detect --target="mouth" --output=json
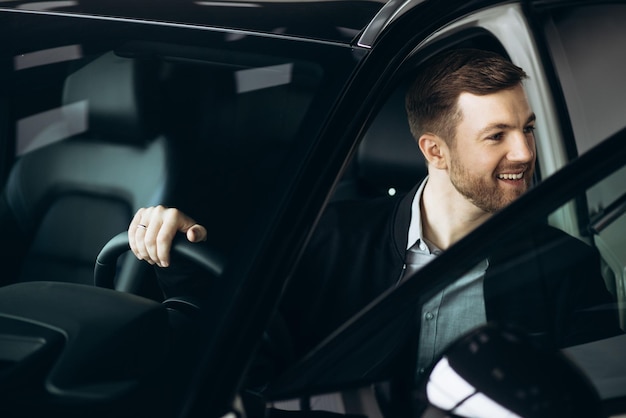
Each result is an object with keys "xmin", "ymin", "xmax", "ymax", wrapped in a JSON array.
[{"xmin": 497, "ymin": 171, "xmax": 525, "ymax": 181}]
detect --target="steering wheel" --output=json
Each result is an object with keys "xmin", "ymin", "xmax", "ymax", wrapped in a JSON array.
[{"xmin": 94, "ymin": 231, "xmax": 225, "ymax": 293}]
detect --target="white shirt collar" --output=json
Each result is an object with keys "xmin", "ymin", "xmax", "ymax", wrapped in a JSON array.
[
  {"xmin": 407, "ymin": 177, "xmax": 489, "ymax": 270},
  {"xmin": 406, "ymin": 177, "xmax": 428, "ymax": 251}
]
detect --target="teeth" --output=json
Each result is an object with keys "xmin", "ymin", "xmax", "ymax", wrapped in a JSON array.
[{"xmin": 498, "ymin": 172, "xmax": 523, "ymax": 180}]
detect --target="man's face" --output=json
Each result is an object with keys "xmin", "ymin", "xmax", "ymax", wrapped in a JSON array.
[{"xmin": 448, "ymin": 84, "xmax": 536, "ymax": 213}]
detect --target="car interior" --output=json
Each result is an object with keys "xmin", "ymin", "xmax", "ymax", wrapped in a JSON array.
[
  {"xmin": 264, "ymin": 30, "xmax": 626, "ymax": 415},
  {"xmin": 1, "ymin": 37, "xmax": 325, "ymax": 289},
  {"xmin": 331, "ymin": 79, "xmax": 426, "ymax": 202},
  {"xmin": 0, "ymin": 51, "xmax": 168, "ymax": 293},
  {"xmin": 1, "ymin": 12, "xmax": 626, "ymax": 417},
  {"xmin": 0, "ymin": 32, "xmax": 336, "ymax": 416}
]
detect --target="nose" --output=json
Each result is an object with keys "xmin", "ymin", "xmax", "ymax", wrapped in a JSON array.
[{"xmin": 507, "ymin": 131, "xmax": 535, "ymax": 163}]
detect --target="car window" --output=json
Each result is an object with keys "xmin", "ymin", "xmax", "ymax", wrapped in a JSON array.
[
  {"xmin": 413, "ymin": 129, "xmax": 626, "ymax": 416},
  {"xmin": 0, "ymin": 12, "xmax": 358, "ymax": 288},
  {"xmin": 262, "ymin": 5, "xmax": 626, "ymax": 411},
  {"xmin": 265, "ymin": 124, "xmax": 626, "ymax": 411},
  {"xmin": 0, "ymin": 7, "xmax": 369, "ymax": 416}
]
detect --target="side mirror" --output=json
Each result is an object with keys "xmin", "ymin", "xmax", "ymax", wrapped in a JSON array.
[{"xmin": 419, "ymin": 323, "xmax": 603, "ymax": 418}]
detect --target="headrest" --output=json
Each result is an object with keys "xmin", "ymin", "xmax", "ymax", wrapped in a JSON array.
[
  {"xmin": 357, "ymin": 84, "xmax": 426, "ymax": 196},
  {"xmin": 62, "ymin": 51, "xmax": 161, "ymax": 145}
]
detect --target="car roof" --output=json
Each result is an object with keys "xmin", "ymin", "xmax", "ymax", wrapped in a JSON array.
[
  {"xmin": 1, "ymin": 0, "xmax": 392, "ymax": 44},
  {"xmin": 1, "ymin": 0, "xmax": 520, "ymax": 46}
]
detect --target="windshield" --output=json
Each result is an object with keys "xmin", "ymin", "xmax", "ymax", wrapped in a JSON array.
[
  {"xmin": 0, "ymin": 12, "xmax": 363, "ymax": 414},
  {"xmin": 0, "ymin": 12, "xmax": 358, "ymax": 287}
]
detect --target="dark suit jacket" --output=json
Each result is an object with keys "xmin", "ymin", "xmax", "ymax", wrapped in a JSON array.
[{"xmin": 280, "ymin": 185, "xmax": 622, "ymax": 362}]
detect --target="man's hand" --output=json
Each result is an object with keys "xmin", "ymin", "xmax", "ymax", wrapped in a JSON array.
[{"xmin": 128, "ymin": 206, "xmax": 207, "ymax": 268}]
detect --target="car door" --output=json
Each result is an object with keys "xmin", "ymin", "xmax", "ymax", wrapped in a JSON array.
[
  {"xmin": 264, "ymin": 89, "xmax": 626, "ymax": 418},
  {"xmin": 536, "ymin": 1, "xmax": 626, "ymax": 328},
  {"xmin": 259, "ymin": 1, "xmax": 626, "ymax": 416}
]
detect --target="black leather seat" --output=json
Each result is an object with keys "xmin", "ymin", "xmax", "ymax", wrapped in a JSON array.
[
  {"xmin": 0, "ymin": 52, "xmax": 170, "ymax": 291},
  {"xmin": 333, "ymin": 82, "xmax": 427, "ymax": 201}
]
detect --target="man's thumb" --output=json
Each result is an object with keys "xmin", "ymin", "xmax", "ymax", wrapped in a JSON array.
[{"xmin": 186, "ymin": 224, "xmax": 208, "ymax": 243}]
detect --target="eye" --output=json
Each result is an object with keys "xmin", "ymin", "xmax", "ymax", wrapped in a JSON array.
[
  {"xmin": 487, "ymin": 132, "xmax": 504, "ymax": 141},
  {"xmin": 523, "ymin": 125, "xmax": 536, "ymax": 135}
]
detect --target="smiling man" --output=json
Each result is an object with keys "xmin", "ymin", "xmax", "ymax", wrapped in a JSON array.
[
  {"xmin": 128, "ymin": 49, "xmax": 621, "ymax": 386},
  {"xmin": 412, "ymin": 68, "xmax": 536, "ymax": 251},
  {"xmin": 399, "ymin": 51, "xmax": 538, "ymax": 373},
  {"xmin": 278, "ymin": 49, "xmax": 620, "ymax": 377}
]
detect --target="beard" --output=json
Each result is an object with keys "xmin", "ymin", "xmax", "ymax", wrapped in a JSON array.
[{"xmin": 449, "ymin": 152, "xmax": 533, "ymax": 214}]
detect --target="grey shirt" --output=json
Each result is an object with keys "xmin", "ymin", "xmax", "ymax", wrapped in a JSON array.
[{"xmin": 405, "ymin": 179, "xmax": 488, "ymax": 378}]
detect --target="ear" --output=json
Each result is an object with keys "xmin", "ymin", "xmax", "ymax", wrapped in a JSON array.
[{"xmin": 418, "ymin": 133, "xmax": 448, "ymax": 169}]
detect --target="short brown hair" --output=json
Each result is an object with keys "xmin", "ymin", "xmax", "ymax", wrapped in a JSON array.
[{"xmin": 405, "ymin": 48, "xmax": 527, "ymax": 143}]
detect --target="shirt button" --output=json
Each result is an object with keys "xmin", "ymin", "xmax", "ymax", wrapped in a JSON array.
[
  {"xmin": 418, "ymin": 368, "xmax": 426, "ymax": 375},
  {"xmin": 424, "ymin": 312, "xmax": 434, "ymax": 320}
]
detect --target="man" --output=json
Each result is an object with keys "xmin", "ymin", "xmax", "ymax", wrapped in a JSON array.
[{"xmin": 129, "ymin": 49, "xmax": 620, "ymax": 382}]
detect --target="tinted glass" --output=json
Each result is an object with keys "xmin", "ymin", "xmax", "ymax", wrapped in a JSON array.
[
  {"xmin": 267, "ymin": 26, "xmax": 626, "ymax": 409},
  {"xmin": 0, "ymin": 12, "xmax": 358, "ymax": 288},
  {"xmin": 265, "ymin": 127, "xmax": 626, "ymax": 412},
  {"xmin": 418, "ymin": 132, "xmax": 626, "ymax": 416}
]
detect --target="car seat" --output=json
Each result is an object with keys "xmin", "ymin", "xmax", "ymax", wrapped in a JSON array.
[
  {"xmin": 0, "ymin": 51, "xmax": 170, "ymax": 292},
  {"xmin": 332, "ymin": 81, "xmax": 427, "ymax": 201}
]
